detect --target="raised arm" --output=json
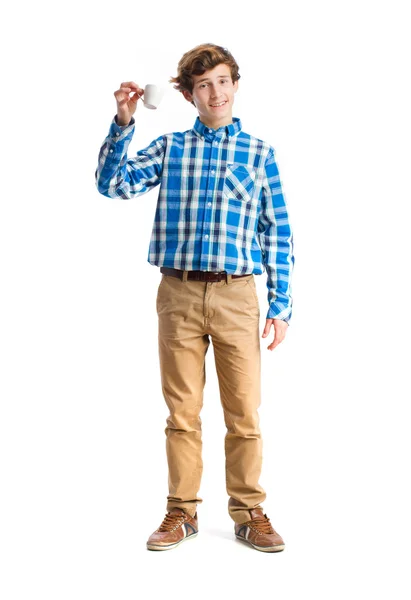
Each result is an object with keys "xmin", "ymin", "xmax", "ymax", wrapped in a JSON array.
[{"xmin": 95, "ymin": 81, "xmax": 166, "ymax": 199}]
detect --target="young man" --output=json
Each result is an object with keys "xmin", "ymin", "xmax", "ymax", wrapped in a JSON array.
[{"xmin": 95, "ymin": 43, "xmax": 295, "ymax": 553}]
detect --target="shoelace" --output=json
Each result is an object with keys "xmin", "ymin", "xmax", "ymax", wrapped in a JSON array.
[
  {"xmin": 245, "ymin": 513, "xmax": 275, "ymax": 534},
  {"xmin": 157, "ymin": 511, "xmax": 187, "ymax": 532}
]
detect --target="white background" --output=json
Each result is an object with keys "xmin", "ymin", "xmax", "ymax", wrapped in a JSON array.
[{"xmin": 1, "ymin": 0, "xmax": 410, "ymax": 598}]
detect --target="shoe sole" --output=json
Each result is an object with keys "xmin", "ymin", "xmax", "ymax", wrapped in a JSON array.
[
  {"xmin": 147, "ymin": 532, "xmax": 198, "ymax": 551},
  {"xmin": 235, "ymin": 534, "xmax": 285, "ymax": 553}
]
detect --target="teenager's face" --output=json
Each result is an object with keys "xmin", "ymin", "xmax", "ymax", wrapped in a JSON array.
[{"xmin": 183, "ymin": 63, "xmax": 238, "ymax": 129}]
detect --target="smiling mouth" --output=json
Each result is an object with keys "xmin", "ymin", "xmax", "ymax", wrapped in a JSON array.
[{"xmin": 210, "ymin": 100, "xmax": 227, "ymax": 107}]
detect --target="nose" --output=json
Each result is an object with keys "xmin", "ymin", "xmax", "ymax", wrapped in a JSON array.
[
  {"xmin": 210, "ymin": 92, "xmax": 223, "ymax": 102},
  {"xmin": 209, "ymin": 84, "xmax": 221, "ymax": 98}
]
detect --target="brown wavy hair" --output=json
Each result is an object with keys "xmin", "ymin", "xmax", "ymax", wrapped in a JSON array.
[{"xmin": 169, "ymin": 43, "xmax": 241, "ymax": 106}]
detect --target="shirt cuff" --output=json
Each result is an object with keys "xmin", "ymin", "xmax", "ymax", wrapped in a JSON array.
[
  {"xmin": 266, "ymin": 304, "xmax": 291, "ymax": 324},
  {"xmin": 109, "ymin": 114, "xmax": 135, "ymax": 141}
]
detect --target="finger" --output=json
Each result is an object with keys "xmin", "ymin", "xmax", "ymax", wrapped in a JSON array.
[
  {"xmin": 114, "ymin": 89, "xmax": 129, "ymax": 101},
  {"xmin": 121, "ymin": 82, "xmax": 144, "ymax": 94},
  {"xmin": 115, "ymin": 82, "xmax": 143, "ymax": 95},
  {"xmin": 268, "ymin": 334, "xmax": 284, "ymax": 351},
  {"xmin": 121, "ymin": 81, "xmax": 139, "ymax": 89},
  {"xmin": 114, "ymin": 93, "xmax": 129, "ymax": 107},
  {"xmin": 262, "ymin": 323, "xmax": 271, "ymax": 337},
  {"xmin": 117, "ymin": 87, "xmax": 144, "ymax": 100},
  {"xmin": 117, "ymin": 87, "xmax": 141, "ymax": 96},
  {"xmin": 130, "ymin": 89, "xmax": 144, "ymax": 100},
  {"xmin": 114, "ymin": 88, "xmax": 143, "ymax": 106}
]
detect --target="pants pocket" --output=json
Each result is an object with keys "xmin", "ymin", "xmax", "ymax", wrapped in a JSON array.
[
  {"xmin": 156, "ymin": 275, "xmax": 167, "ymax": 312},
  {"xmin": 245, "ymin": 278, "xmax": 260, "ymax": 313}
]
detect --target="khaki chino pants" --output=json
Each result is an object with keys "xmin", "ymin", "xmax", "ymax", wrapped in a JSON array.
[{"xmin": 156, "ymin": 270, "xmax": 267, "ymax": 525}]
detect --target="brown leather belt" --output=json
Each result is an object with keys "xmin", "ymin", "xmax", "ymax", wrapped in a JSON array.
[{"xmin": 160, "ymin": 267, "xmax": 251, "ymax": 282}]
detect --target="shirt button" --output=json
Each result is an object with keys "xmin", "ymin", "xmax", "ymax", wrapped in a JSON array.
[
  {"xmin": 208, "ymin": 128, "xmax": 213, "ymax": 133},
  {"xmin": 204, "ymin": 234, "xmax": 209, "ymax": 240},
  {"xmin": 115, "ymin": 132, "xmax": 120, "ymax": 136},
  {"xmin": 210, "ymin": 169, "xmax": 215, "ymax": 175},
  {"xmin": 208, "ymin": 202, "xmax": 212, "ymax": 207},
  {"xmin": 109, "ymin": 149, "xmax": 114, "ymax": 153}
]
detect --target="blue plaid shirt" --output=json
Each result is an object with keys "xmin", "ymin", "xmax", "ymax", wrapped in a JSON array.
[{"xmin": 95, "ymin": 114, "xmax": 295, "ymax": 323}]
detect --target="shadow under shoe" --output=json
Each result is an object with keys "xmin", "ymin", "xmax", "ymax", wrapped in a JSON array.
[
  {"xmin": 234, "ymin": 508, "xmax": 285, "ymax": 553},
  {"xmin": 146, "ymin": 508, "xmax": 199, "ymax": 551}
]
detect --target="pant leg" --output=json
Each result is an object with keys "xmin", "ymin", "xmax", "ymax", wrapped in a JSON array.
[
  {"xmin": 208, "ymin": 274, "xmax": 267, "ymax": 524},
  {"xmin": 156, "ymin": 274, "xmax": 210, "ymax": 517}
]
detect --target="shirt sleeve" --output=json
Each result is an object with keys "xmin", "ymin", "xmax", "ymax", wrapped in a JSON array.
[
  {"xmin": 257, "ymin": 147, "xmax": 295, "ymax": 324},
  {"xmin": 95, "ymin": 114, "xmax": 166, "ymax": 199}
]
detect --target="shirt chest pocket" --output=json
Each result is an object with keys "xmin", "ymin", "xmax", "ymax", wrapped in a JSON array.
[{"xmin": 223, "ymin": 163, "xmax": 257, "ymax": 203}]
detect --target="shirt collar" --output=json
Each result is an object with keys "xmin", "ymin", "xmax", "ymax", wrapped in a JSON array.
[{"xmin": 192, "ymin": 116, "xmax": 242, "ymax": 140}]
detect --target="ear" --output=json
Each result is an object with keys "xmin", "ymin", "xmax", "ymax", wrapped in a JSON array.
[
  {"xmin": 182, "ymin": 89, "xmax": 194, "ymax": 104},
  {"xmin": 233, "ymin": 79, "xmax": 239, "ymax": 93}
]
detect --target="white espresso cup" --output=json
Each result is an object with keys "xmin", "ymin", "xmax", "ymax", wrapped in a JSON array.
[{"xmin": 143, "ymin": 84, "xmax": 167, "ymax": 110}]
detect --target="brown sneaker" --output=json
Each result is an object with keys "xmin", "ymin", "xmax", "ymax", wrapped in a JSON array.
[
  {"xmin": 146, "ymin": 508, "xmax": 198, "ymax": 551},
  {"xmin": 235, "ymin": 508, "xmax": 285, "ymax": 552}
]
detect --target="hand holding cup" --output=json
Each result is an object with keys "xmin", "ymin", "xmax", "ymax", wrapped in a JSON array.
[{"xmin": 114, "ymin": 81, "xmax": 145, "ymax": 126}]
